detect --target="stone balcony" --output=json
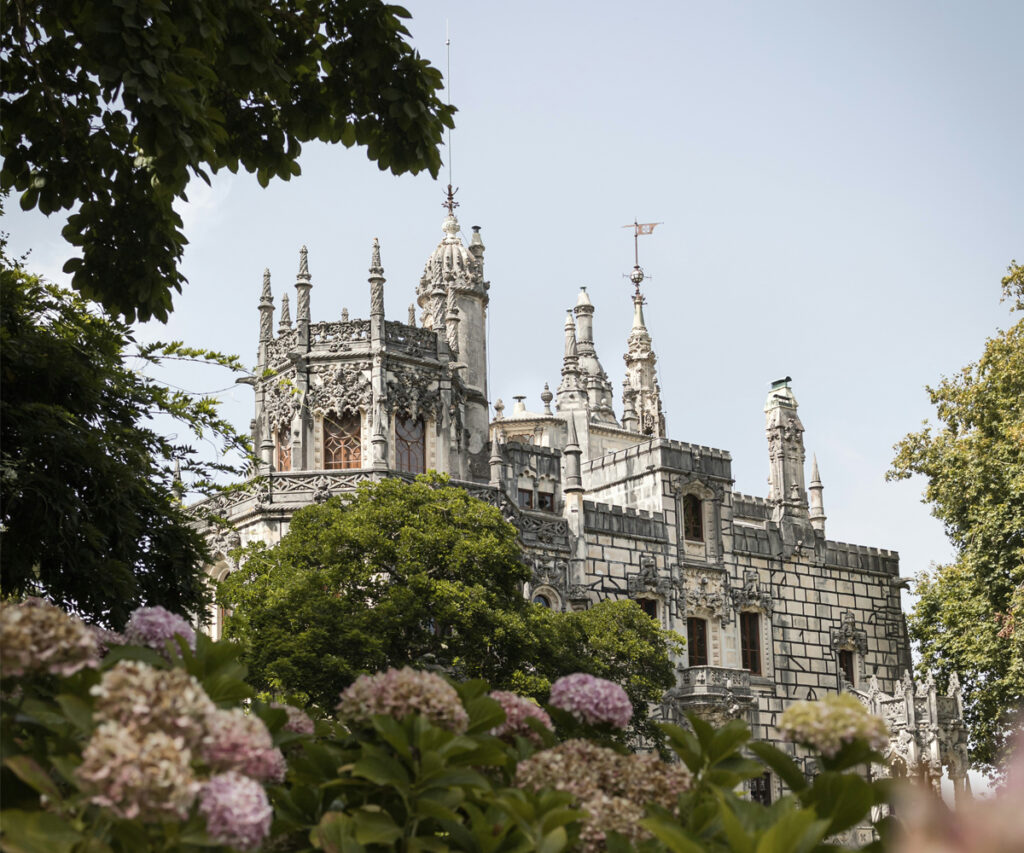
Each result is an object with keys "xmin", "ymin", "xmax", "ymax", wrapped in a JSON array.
[{"xmin": 662, "ymin": 666, "xmax": 757, "ymax": 727}]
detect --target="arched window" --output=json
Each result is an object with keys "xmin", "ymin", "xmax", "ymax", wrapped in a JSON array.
[
  {"xmin": 323, "ymin": 414, "xmax": 361, "ymax": 469},
  {"xmin": 275, "ymin": 425, "xmax": 291, "ymax": 472},
  {"xmin": 396, "ymin": 415, "xmax": 425, "ymax": 474},
  {"xmin": 683, "ymin": 494, "xmax": 704, "ymax": 541},
  {"xmin": 533, "ymin": 593, "xmax": 551, "ymax": 608}
]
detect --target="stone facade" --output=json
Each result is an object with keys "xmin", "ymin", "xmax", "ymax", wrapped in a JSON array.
[{"xmin": 201, "ymin": 203, "xmax": 968, "ymax": 804}]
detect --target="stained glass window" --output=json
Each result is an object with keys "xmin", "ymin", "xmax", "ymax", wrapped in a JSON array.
[
  {"xmin": 396, "ymin": 415, "xmax": 425, "ymax": 474},
  {"xmin": 323, "ymin": 414, "xmax": 361, "ymax": 469}
]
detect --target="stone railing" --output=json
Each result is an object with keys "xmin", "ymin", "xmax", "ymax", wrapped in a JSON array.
[
  {"xmin": 384, "ymin": 321, "xmax": 438, "ymax": 360},
  {"xmin": 309, "ymin": 320, "xmax": 371, "ymax": 352},
  {"xmin": 265, "ymin": 329, "xmax": 297, "ymax": 366},
  {"xmin": 675, "ymin": 666, "xmax": 752, "ymax": 695}
]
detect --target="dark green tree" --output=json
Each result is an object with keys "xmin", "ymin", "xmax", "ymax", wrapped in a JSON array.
[
  {"xmin": 889, "ymin": 261, "xmax": 1024, "ymax": 775},
  {"xmin": 2, "ymin": 0, "xmax": 455, "ymax": 322},
  {"xmin": 0, "ymin": 250, "xmax": 252, "ymax": 628},
  {"xmin": 217, "ymin": 475, "xmax": 683, "ymax": 745}
]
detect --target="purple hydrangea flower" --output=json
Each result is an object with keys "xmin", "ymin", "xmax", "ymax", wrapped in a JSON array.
[
  {"xmin": 199, "ymin": 772, "xmax": 272, "ymax": 851},
  {"xmin": 271, "ymin": 702, "xmax": 315, "ymax": 735},
  {"xmin": 201, "ymin": 708, "xmax": 286, "ymax": 783},
  {"xmin": 489, "ymin": 690, "xmax": 553, "ymax": 745},
  {"xmin": 123, "ymin": 606, "xmax": 196, "ymax": 653},
  {"xmin": 549, "ymin": 673, "xmax": 633, "ymax": 729}
]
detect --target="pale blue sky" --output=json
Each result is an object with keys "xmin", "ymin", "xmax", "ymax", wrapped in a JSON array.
[{"xmin": 5, "ymin": 1, "xmax": 1022, "ymax": 608}]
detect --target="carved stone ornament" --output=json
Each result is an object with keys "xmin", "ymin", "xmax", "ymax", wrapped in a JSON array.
[
  {"xmin": 208, "ymin": 527, "xmax": 242, "ymax": 572},
  {"xmin": 263, "ymin": 372, "xmax": 301, "ymax": 431},
  {"xmin": 532, "ymin": 558, "xmax": 568, "ymax": 591},
  {"xmin": 305, "ymin": 361, "xmax": 371, "ymax": 417},
  {"xmin": 680, "ymin": 566, "xmax": 731, "ymax": 622},
  {"xmin": 385, "ymin": 362, "xmax": 442, "ymax": 422},
  {"xmin": 627, "ymin": 554, "xmax": 672, "ymax": 597},
  {"xmin": 732, "ymin": 570, "xmax": 773, "ymax": 614},
  {"xmin": 830, "ymin": 610, "xmax": 868, "ymax": 655}
]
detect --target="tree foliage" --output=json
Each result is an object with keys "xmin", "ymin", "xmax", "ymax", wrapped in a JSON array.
[
  {"xmin": 1, "ymin": 0, "xmax": 456, "ymax": 322},
  {"xmin": 217, "ymin": 475, "xmax": 683, "ymax": 744},
  {"xmin": 0, "ymin": 249, "xmax": 252, "ymax": 628},
  {"xmin": 889, "ymin": 261, "xmax": 1024, "ymax": 774}
]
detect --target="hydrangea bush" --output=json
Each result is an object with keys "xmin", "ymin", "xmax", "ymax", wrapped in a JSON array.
[{"xmin": 6, "ymin": 595, "xmax": 987, "ymax": 853}]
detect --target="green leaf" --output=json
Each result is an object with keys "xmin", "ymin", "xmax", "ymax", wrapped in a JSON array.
[
  {"xmin": 351, "ymin": 807, "xmax": 402, "ymax": 845},
  {"xmin": 352, "ymin": 755, "xmax": 410, "ymax": 791},
  {"xmin": 805, "ymin": 772, "xmax": 874, "ymax": 836},
  {"xmin": 638, "ymin": 817, "xmax": 707, "ymax": 853},
  {"xmin": 54, "ymin": 694, "xmax": 92, "ymax": 735},
  {"xmin": 748, "ymin": 742, "xmax": 808, "ymax": 793},
  {"xmin": 753, "ymin": 809, "xmax": 830, "ymax": 853},
  {"xmin": 2, "ymin": 756, "xmax": 61, "ymax": 799},
  {"xmin": 0, "ymin": 810, "xmax": 82, "ymax": 853}
]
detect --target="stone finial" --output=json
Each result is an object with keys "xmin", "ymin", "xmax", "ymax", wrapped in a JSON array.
[
  {"xmin": 563, "ymin": 311, "xmax": 578, "ymax": 358},
  {"xmin": 341, "ymin": 308, "xmax": 349, "ymax": 322},
  {"xmin": 512, "ymin": 395, "xmax": 527, "ymax": 415},
  {"xmin": 408, "ymin": 304, "xmax": 417, "ymax": 326},
  {"xmin": 541, "ymin": 383, "xmax": 553, "ymax": 415},
  {"xmin": 297, "ymin": 245, "xmax": 310, "ymax": 282},
  {"xmin": 260, "ymin": 268, "xmax": 272, "ymax": 302},
  {"xmin": 494, "ymin": 398, "xmax": 505, "ymax": 420},
  {"xmin": 564, "ymin": 415, "xmax": 583, "ymax": 493},
  {"xmin": 369, "ymin": 237, "xmax": 383, "ymax": 277},
  {"xmin": 294, "ymin": 246, "xmax": 312, "ymax": 334},
  {"xmin": 278, "ymin": 292, "xmax": 292, "ymax": 332},
  {"xmin": 258, "ymin": 268, "xmax": 274, "ymax": 346}
]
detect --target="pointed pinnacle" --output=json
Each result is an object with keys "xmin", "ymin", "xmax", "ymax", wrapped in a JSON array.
[
  {"xmin": 260, "ymin": 268, "xmax": 272, "ymax": 301},
  {"xmin": 369, "ymin": 237, "xmax": 384, "ymax": 277},
  {"xmin": 297, "ymin": 245, "xmax": 310, "ymax": 281},
  {"xmin": 279, "ymin": 292, "xmax": 292, "ymax": 328},
  {"xmin": 810, "ymin": 453, "xmax": 821, "ymax": 483}
]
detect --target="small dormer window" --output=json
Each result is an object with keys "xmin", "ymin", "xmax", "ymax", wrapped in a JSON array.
[{"xmin": 683, "ymin": 494, "xmax": 704, "ymax": 541}]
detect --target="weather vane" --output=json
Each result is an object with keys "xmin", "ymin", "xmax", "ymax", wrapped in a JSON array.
[
  {"xmin": 621, "ymin": 219, "xmax": 662, "ymax": 294},
  {"xmin": 443, "ymin": 183, "xmax": 460, "ymax": 215}
]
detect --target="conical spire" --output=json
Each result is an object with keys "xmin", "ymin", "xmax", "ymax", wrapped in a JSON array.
[
  {"xmin": 557, "ymin": 312, "xmax": 586, "ymax": 413},
  {"xmin": 368, "ymin": 238, "xmax": 385, "ymax": 319},
  {"xmin": 278, "ymin": 292, "xmax": 292, "ymax": 332},
  {"xmin": 258, "ymin": 268, "xmax": 274, "ymax": 347},
  {"xmin": 808, "ymin": 453, "xmax": 826, "ymax": 534},
  {"xmin": 294, "ymin": 246, "xmax": 312, "ymax": 346}
]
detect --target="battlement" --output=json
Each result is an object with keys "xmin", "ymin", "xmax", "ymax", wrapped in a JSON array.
[
  {"xmin": 733, "ymin": 492, "xmax": 770, "ymax": 521},
  {"xmin": 583, "ymin": 499, "xmax": 667, "ymax": 541},
  {"xmin": 384, "ymin": 320, "xmax": 438, "ymax": 360},
  {"xmin": 503, "ymin": 442, "xmax": 563, "ymax": 481},
  {"xmin": 824, "ymin": 540, "xmax": 900, "ymax": 575}
]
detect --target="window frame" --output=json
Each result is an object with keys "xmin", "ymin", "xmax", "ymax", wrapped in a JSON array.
[
  {"xmin": 687, "ymin": 616, "xmax": 709, "ymax": 667},
  {"xmin": 275, "ymin": 424, "xmax": 292, "ymax": 472},
  {"xmin": 682, "ymin": 493, "xmax": 704, "ymax": 541},
  {"xmin": 323, "ymin": 413, "xmax": 362, "ymax": 470},
  {"xmin": 838, "ymin": 649, "xmax": 856, "ymax": 686},
  {"xmin": 395, "ymin": 414, "xmax": 426, "ymax": 474},
  {"xmin": 740, "ymin": 611, "xmax": 762, "ymax": 675}
]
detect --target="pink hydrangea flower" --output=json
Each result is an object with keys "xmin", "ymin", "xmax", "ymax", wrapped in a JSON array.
[
  {"xmin": 489, "ymin": 690, "xmax": 553, "ymax": 744},
  {"xmin": 337, "ymin": 667, "xmax": 469, "ymax": 733},
  {"xmin": 0, "ymin": 599, "xmax": 99, "ymax": 678},
  {"xmin": 201, "ymin": 708, "xmax": 286, "ymax": 783},
  {"xmin": 271, "ymin": 702, "xmax": 315, "ymax": 735},
  {"xmin": 549, "ymin": 673, "xmax": 633, "ymax": 729},
  {"xmin": 124, "ymin": 606, "xmax": 196, "ymax": 653},
  {"xmin": 199, "ymin": 772, "xmax": 273, "ymax": 851}
]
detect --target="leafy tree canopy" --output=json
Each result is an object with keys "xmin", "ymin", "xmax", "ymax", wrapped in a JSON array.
[
  {"xmin": 217, "ymin": 475, "xmax": 683, "ymax": 744},
  {"xmin": 889, "ymin": 261, "xmax": 1024, "ymax": 775},
  {"xmin": 0, "ymin": 247, "xmax": 252, "ymax": 628},
  {"xmin": 2, "ymin": 0, "xmax": 456, "ymax": 322}
]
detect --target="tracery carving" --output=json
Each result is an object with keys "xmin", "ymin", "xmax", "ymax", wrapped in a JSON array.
[
  {"xmin": 263, "ymin": 372, "xmax": 301, "ymax": 431},
  {"xmin": 830, "ymin": 610, "xmax": 868, "ymax": 654},
  {"xmin": 680, "ymin": 566, "xmax": 731, "ymax": 622},
  {"xmin": 385, "ymin": 363, "xmax": 442, "ymax": 422},
  {"xmin": 732, "ymin": 570, "xmax": 773, "ymax": 614},
  {"xmin": 627, "ymin": 554, "xmax": 672, "ymax": 596},
  {"xmin": 305, "ymin": 362, "xmax": 371, "ymax": 417}
]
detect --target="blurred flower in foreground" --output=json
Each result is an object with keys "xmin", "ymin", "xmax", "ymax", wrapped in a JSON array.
[
  {"xmin": 123, "ymin": 605, "xmax": 196, "ymax": 653},
  {"xmin": 517, "ymin": 738, "xmax": 690, "ymax": 850},
  {"xmin": 549, "ymin": 673, "xmax": 633, "ymax": 729},
  {"xmin": 77, "ymin": 722, "xmax": 199, "ymax": 820},
  {"xmin": 272, "ymin": 701, "xmax": 316, "ymax": 735},
  {"xmin": 202, "ymin": 708, "xmax": 286, "ymax": 783},
  {"xmin": 337, "ymin": 667, "xmax": 469, "ymax": 733},
  {"xmin": 780, "ymin": 693, "xmax": 889, "ymax": 757},
  {"xmin": 489, "ymin": 690, "xmax": 553, "ymax": 745},
  {"xmin": 0, "ymin": 598, "xmax": 99, "ymax": 678},
  {"xmin": 199, "ymin": 771, "xmax": 273, "ymax": 851}
]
